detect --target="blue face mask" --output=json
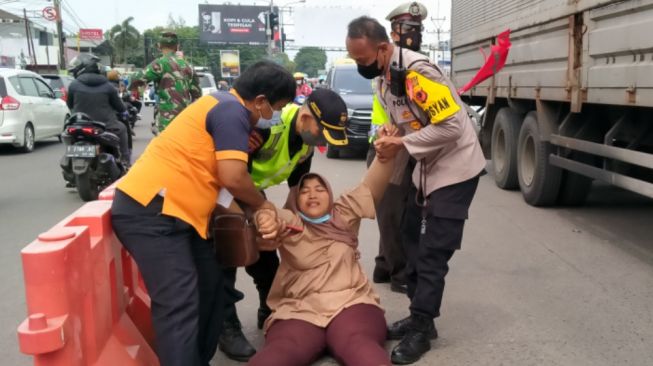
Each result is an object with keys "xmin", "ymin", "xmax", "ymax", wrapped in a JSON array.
[{"xmin": 299, "ymin": 212, "xmax": 332, "ymax": 224}]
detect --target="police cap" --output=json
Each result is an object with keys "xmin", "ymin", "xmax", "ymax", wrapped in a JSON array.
[{"xmin": 386, "ymin": 2, "xmax": 428, "ymax": 25}]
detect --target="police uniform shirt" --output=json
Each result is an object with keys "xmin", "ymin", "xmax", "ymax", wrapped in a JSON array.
[{"xmin": 376, "ymin": 47, "xmax": 486, "ymax": 196}]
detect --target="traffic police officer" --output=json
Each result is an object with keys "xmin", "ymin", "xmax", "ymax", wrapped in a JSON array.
[
  {"xmin": 368, "ymin": 1, "xmax": 429, "ymax": 294},
  {"xmin": 346, "ymin": 16, "xmax": 486, "ymax": 364}
]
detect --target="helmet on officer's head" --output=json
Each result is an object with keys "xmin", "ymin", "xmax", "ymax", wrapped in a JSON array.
[
  {"xmin": 68, "ymin": 53, "xmax": 102, "ymax": 79},
  {"xmin": 386, "ymin": 1, "xmax": 428, "ymax": 25}
]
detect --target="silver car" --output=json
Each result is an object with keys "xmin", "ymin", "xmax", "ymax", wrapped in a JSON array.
[
  {"xmin": 0, "ymin": 68, "xmax": 70, "ymax": 152},
  {"xmin": 197, "ymin": 72, "xmax": 217, "ymax": 96}
]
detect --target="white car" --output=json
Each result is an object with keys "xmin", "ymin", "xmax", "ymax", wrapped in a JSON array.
[
  {"xmin": 0, "ymin": 68, "xmax": 70, "ymax": 152},
  {"xmin": 143, "ymin": 82, "xmax": 156, "ymax": 106},
  {"xmin": 197, "ymin": 72, "xmax": 217, "ymax": 96}
]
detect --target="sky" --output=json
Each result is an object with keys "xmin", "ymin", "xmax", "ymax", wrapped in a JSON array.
[{"xmin": 4, "ymin": 0, "xmax": 451, "ymax": 64}]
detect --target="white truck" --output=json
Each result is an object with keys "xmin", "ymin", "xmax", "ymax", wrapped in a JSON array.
[{"xmin": 451, "ymin": 0, "xmax": 653, "ymax": 205}]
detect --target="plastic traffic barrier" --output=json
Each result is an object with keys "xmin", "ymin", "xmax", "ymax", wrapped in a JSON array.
[
  {"xmin": 98, "ymin": 181, "xmax": 118, "ymax": 201},
  {"xmin": 17, "ymin": 199, "xmax": 158, "ymax": 365}
]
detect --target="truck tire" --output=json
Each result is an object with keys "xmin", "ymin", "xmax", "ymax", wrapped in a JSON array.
[
  {"xmin": 517, "ymin": 112, "xmax": 561, "ymax": 206},
  {"xmin": 491, "ymin": 107, "xmax": 522, "ymax": 189}
]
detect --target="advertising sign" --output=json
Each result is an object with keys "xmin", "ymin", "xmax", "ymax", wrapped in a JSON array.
[
  {"xmin": 79, "ymin": 29, "xmax": 104, "ymax": 41},
  {"xmin": 220, "ymin": 50, "xmax": 241, "ymax": 78},
  {"xmin": 199, "ymin": 5, "xmax": 275, "ymax": 45}
]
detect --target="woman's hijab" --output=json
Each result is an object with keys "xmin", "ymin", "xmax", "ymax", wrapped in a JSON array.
[{"xmin": 286, "ymin": 173, "xmax": 359, "ymax": 249}]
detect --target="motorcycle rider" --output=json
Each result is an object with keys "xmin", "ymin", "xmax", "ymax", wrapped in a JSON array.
[
  {"xmin": 294, "ymin": 72, "xmax": 312, "ymax": 97},
  {"xmin": 66, "ymin": 54, "xmax": 130, "ymax": 165}
]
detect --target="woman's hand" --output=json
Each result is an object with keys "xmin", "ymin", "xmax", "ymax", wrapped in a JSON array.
[
  {"xmin": 255, "ymin": 209, "xmax": 282, "ymax": 239},
  {"xmin": 374, "ymin": 136, "xmax": 404, "ymax": 162},
  {"xmin": 255, "ymin": 213, "xmax": 289, "ymax": 251},
  {"xmin": 377, "ymin": 123, "xmax": 399, "ymax": 139}
]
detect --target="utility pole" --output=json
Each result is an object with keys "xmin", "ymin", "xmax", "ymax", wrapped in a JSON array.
[
  {"xmin": 429, "ymin": 15, "xmax": 446, "ymax": 66},
  {"xmin": 53, "ymin": 0, "xmax": 66, "ymax": 70},
  {"xmin": 23, "ymin": 9, "xmax": 37, "ymax": 66},
  {"xmin": 267, "ymin": 0, "xmax": 274, "ymax": 56}
]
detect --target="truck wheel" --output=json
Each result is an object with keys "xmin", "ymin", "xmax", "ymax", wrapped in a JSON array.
[
  {"xmin": 326, "ymin": 144, "xmax": 340, "ymax": 159},
  {"xmin": 517, "ymin": 112, "xmax": 561, "ymax": 206},
  {"xmin": 491, "ymin": 107, "xmax": 522, "ymax": 189}
]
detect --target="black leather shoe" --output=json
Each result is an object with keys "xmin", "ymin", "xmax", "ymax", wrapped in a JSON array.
[
  {"xmin": 373, "ymin": 266, "xmax": 391, "ymax": 283},
  {"xmin": 219, "ymin": 320, "xmax": 256, "ymax": 362},
  {"xmin": 257, "ymin": 306, "xmax": 272, "ymax": 330},
  {"xmin": 390, "ymin": 282, "xmax": 408, "ymax": 294},
  {"xmin": 391, "ymin": 328, "xmax": 432, "ymax": 365},
  {"xmin": 387, "ymin": 316, "xmax": 438, "ymax": 340}
]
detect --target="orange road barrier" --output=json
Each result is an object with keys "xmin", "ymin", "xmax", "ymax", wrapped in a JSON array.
[{"xmin": 17, "ymin": 195, "xmax": 158, "ymax": 365}]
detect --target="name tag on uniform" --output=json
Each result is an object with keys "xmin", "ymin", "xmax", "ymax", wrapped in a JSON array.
[{"xmin": 406, "ymin": 71, "xmax": 461, "ymax": 124}]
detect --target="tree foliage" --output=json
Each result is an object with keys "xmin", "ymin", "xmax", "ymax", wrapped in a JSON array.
[
  {"xmin": 269, "ymin": 52, "xmax": 296, "ymax": 74},
  {"xmin": 105, "ymin": 16, "xmax": 294, "ymax": 80},
  {"xmin": 294, "ymin": 47, "xmax": 327, "ymax": 77},
  {"xmin": 108, "ymin": 17, "xmax": 140, "ymax": 65}
]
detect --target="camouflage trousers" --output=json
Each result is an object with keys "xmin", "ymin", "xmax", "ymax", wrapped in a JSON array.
[{"xmin": 156, "ymin": 103, "xmax": 183, "ymax": 132}]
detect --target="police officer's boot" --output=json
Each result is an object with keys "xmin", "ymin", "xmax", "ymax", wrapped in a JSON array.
[
  {"xmin": 387, "ymin": 315, "xmax": 438, "ymax": 340},
  {"xmin": 218, "ymin": 313, "xmax": 256, "ymax": 362},
  {"xmin": 390, "ymin": 314, "xmax": 436, "ymax": 365}
]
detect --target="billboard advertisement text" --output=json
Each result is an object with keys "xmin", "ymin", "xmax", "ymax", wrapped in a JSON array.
[{"xmin": 199, "ymin": 5, "xmax": 275, "ymax": 45}]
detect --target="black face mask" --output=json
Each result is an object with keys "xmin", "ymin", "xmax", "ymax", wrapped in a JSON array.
[
  {"xmin": 357, "ymin": 49, "xmax": 383, "ymax": 79},
  {"xmin": 399, "ymin": 31, "xmax": 422, "ymax": 52}
]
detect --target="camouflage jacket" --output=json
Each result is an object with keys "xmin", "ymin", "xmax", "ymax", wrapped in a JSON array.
[{"xmin": 133, "ymin": 52, "xmax": 201, "ymax": 130}]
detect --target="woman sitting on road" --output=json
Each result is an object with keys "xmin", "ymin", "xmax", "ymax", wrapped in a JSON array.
[{"xmin": 248, "ymin": 155, "xmax": 396, "ymax": 366}]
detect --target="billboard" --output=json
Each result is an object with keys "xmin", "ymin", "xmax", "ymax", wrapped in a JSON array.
[
  {"xmin": 199, "ymin": 5, "xmax": 275, "ymax": 45},
  {"xmin": 79, "ymin": 29, "xmax": 103, "ymax": 41},
  {"xmin": 220, "ymin": 50, "xmax": 241, "ymax": 78},
  {"xmin": 293, "ymin": 7, "xmax": 368, "ymax": 48}
]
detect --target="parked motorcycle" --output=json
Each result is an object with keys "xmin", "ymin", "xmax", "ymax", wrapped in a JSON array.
[{"xmin": 60, "ymin": 113, "xmax": 127, "ymax": 201}]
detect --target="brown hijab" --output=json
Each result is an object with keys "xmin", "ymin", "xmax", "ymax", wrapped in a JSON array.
[{"xmin": 286, "ymin": 173, "xmax": 359, "ymax": 249}]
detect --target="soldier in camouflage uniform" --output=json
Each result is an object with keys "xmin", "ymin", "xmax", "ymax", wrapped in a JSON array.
[{"xmin": 131, "ymin": 32, "xmax": 201, "ymax": 132}]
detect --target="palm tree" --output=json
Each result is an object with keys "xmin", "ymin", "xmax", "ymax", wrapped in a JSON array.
[{"xmin": 109, "ymin": 17, "xmax": 140, "ymax": 64}]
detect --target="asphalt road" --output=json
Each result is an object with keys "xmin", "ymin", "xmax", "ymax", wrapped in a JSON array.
[{"xmin": 1, "ymin": 106, "xmax": 652, "ymax": 365}]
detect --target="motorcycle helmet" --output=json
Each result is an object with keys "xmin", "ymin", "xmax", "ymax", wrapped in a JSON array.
[
  {"xmin": 68, "ymin": 53, "xmax": 102, "ymax": 78},
  {"xmin": 107, "ymin": 69, "xmax": 121, "ymax": 83}
]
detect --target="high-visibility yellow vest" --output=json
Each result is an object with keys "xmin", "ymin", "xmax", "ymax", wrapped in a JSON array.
[
  {"xmin": 369, "ymin": 94, "xmax": 389, "ymax": 142},
  {"xmin": 250, "ymin": 104, "xmax": 312, "ymax": 190}
]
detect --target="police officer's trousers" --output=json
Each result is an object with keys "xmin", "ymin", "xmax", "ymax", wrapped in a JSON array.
[
  {"xmin": 402, "ymin": 175, "xmax": 480, "ymax": 319},
  {"xmin": 111, "ymin": 191, "xmax": 224, "ymax": 366}
]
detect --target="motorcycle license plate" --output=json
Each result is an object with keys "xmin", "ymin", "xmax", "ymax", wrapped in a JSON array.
[{"xmin": 66, "ymin": 145, "xmax": 97, "ymax": 158}]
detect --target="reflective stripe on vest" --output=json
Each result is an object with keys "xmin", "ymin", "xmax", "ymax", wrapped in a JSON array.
[{"xmin": 251, "ymin": 103, "xmax": 312, "ymax": 190}]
